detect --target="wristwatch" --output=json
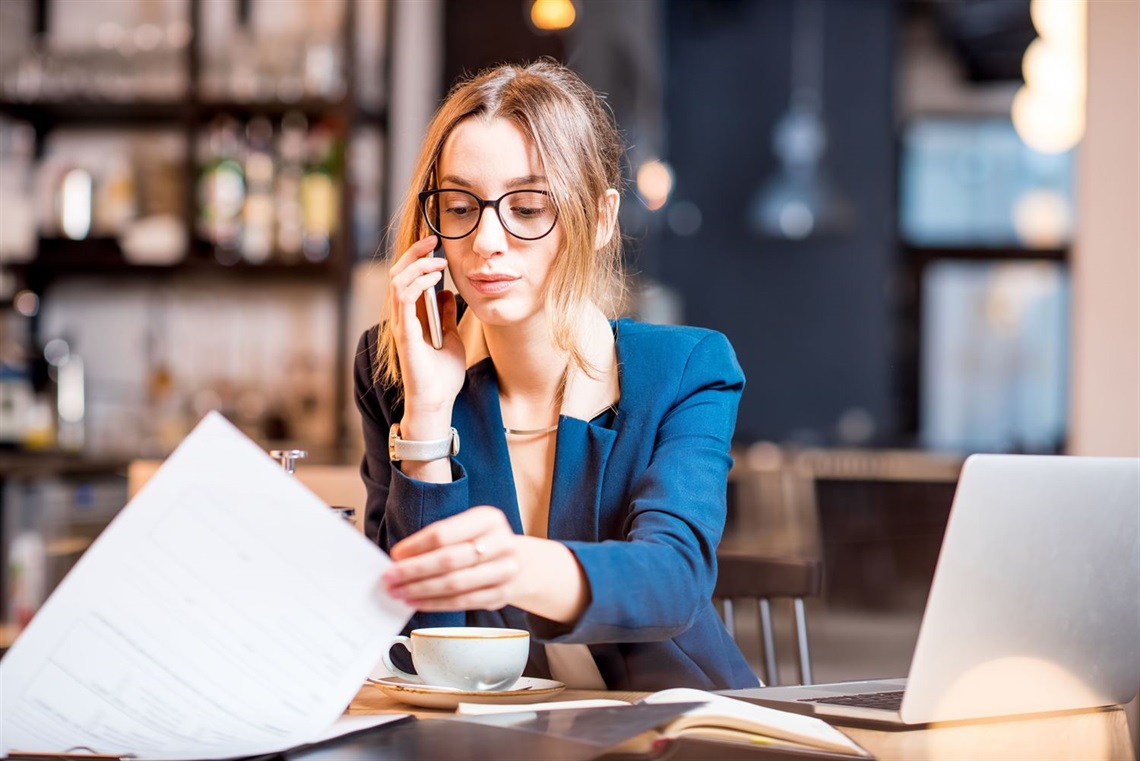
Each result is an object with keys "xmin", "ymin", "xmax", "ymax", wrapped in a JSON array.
[{"xmin": 388, "ymin": 423, "xmax": 460, "ymax": 462}]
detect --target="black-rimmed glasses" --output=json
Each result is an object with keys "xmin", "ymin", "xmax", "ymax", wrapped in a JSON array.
[{"xmin": 419, "ymin": 189, "xmax": 558, "ymax": 241}]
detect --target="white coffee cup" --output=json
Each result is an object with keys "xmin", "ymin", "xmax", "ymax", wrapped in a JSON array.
[{"xmin": 381, "ymin": 626, "xmax": 529, "ymax": 691}]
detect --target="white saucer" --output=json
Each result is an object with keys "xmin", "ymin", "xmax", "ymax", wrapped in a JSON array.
[{"xmin": 368, "ymin": 676, "xmax": 566, "ymax": 710}]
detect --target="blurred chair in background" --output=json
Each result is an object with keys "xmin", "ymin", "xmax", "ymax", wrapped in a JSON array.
[
  {"xmin": 715, "ymin": 550, "xmax": 823, "ymax": 686},
  {"xmin": 717, "ymin": 443, "xmax": 824, "ymax": 686}
]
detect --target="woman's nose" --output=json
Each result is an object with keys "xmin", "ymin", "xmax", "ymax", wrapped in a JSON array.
[{"xmin": 470, "ymin": 206, "xmax": 507, "ymax": 258}]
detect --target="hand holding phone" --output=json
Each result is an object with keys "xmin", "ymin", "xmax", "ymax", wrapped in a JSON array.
[{"xmin": 423, "ymin": 241, "xmax": 445, "ymax": 349}]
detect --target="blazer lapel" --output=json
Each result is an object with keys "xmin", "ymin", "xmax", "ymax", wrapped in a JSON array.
[
  {"xmin": 548, "ymin": 307, "xmax": 621, "ymax": 542},
  {"xmin": 548, "ymin": 417, "xmax": 617, "ymax": 541},
  {"xmin": 452, "ymin": 359, "xmax": 525, "ymax": 536}
]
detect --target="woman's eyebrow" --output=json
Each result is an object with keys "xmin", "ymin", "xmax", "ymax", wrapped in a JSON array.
[
  {"xmin": 505, "ymin": 175, "xmax": 548, "ymax": 189},
  {"xmin": 437, "ymin": 174, "xmax": 473, "ymax": 188},
  {"xmin": 436, "ymin": 174, "xmax": 548, "ymax": 190}
]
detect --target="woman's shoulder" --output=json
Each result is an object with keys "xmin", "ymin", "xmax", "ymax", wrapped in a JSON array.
[
  {"xmin": 613, "ymin": 318, "xmax": 742, "ymax": 384},
  {"xmin": 614, "ymin": 318, "xmax": 736, "ymax": 358}
]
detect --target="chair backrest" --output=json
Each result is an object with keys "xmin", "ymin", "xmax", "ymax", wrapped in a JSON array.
[
  {"xmin": 714, "ymin": 552, "xmax": 823, "ymax": 600},
  {"xmin": 127, "ymin": 459, "xmax": 366, "ymax": 532}
]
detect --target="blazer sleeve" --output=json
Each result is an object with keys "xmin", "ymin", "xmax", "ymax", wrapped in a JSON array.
[
  {"xmin": 529, "ymin": 330, "xmax": 743, "ymax": 643},
  {"xmin": 353, "ymin": 327, "xmax": 470, "ymax": 552}
]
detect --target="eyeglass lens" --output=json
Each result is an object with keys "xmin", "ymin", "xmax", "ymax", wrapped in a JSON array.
[{"xmin": 422, "ymin": 190, "xmax": 556, "ymax": 240}]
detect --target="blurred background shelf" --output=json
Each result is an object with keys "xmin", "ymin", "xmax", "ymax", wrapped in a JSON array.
[
  {"xmin": 0, "ymin": 0, "xmax": 391, "ymax": 466},
  {"xmin": 13, "ymin": 237, "xmax": 348, "ymax": 284},
  {"xmin": 0, "ymin": 99, "xmax": 191, "ymax": 127}
]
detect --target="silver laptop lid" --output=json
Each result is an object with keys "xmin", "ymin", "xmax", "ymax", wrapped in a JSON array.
[{"xmin": 901, "ymin": 454, "xmax": 1140, "ymax": 724}]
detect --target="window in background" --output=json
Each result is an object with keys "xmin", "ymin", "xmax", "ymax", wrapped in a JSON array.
[
  {"xmin": 899, "ymin": 117, "xmax": 1072, "ymax": 453},
  {"xmin": 920, "ymin": 259, "xmax": 1068, "ymax": 453},
  {"xmin": 900, "ymin": 118, "xmax": 1073, "ymax": 249}
]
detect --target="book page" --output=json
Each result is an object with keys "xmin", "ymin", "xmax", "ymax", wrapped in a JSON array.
[
  {"xmin": 643, "ymin": 688, "xmax": 869, "ymax": 756},
  {"xmin": 456, "ymin": 698, "xmax": 629, "ymax": 715},
  {"xmin": 0, "ymin": 412, "xmax": 414, "ymax": 760}
]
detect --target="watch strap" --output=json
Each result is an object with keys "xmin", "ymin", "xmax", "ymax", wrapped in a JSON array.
[{"xmin": 388, "ymin": 423, "xmax": 460, "ymax": 462}]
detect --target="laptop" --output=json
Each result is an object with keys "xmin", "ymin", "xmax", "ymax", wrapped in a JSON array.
[{"xmin": 722, "ymin": 454, "xmax": 1140, "ymax": 727}]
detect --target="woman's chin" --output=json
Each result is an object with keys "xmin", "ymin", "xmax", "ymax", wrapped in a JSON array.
[{"xmin": 463, "ymin": 298, "xmax": 536, "ymax": 328}]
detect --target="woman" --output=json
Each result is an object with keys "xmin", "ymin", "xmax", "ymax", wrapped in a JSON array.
[{"xmin": 355, "ymin": 60, "xmax": 758, "ymax": 691}]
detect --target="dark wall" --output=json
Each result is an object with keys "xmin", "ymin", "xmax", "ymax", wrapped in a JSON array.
[
  {"xmin": 443, "ymin": 0, "xmax": 565, "ymax": 89},
  {"xmin": 661, "ymin": 0, "xmax": 899, "ymax": 445}
]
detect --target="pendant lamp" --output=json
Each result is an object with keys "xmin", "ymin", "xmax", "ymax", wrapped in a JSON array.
[{"xmin": 749, "ymin": 0, "xmax": 853, "ymax": 240}]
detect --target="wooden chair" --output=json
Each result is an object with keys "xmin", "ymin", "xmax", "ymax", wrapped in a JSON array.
[
  {"xmin": 718, "ymin": 443, "xmax": 824, "ymax": 686},
  {"xmin": 715, "ymin": 551, "xmax": 823, "ymax": 686}
]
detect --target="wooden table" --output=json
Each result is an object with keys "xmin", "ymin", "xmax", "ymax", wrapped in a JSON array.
[{"xmin": 348, "ymin": 683, "xmax": 1136, "ymax": 760}]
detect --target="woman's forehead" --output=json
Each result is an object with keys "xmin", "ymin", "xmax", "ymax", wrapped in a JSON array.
[{"xmin": 438, "ymin": 117, "xmax": 545, "ymax": 188}]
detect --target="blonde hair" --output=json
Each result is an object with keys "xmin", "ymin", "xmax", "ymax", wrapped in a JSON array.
[{"xmin": 375, "ymin": 60, "xmax": 626, "ymax": 391}]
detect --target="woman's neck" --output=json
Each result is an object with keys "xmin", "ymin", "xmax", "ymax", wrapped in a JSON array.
[{"xmin": 483, "ymin": 318, "xmax": 567, "ymax": 419}]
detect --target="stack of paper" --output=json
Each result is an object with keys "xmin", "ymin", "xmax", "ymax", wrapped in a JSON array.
[{"xmin": 0, "ymin": 412, "xmax": 413, "ymax": 760}]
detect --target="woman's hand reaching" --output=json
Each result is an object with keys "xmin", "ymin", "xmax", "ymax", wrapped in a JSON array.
[{"xmin": 381, "ymin": 506, "xmax": 591, "ymax": 623}]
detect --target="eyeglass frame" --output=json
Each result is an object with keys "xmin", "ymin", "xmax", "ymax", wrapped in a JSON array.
[{"xmin": 418, "ymin": 188, "xmax": 560, "ymax": 242}]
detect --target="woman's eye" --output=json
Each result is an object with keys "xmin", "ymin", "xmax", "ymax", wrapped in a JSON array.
[{"xmin": 444, "ymin": 205, "xmax": 474, "ymax": 217}]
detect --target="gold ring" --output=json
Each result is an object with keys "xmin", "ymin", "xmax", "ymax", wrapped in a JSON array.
[{"xmin": 473, "ymin": 540, "xmax": 487, "ymax": 563}]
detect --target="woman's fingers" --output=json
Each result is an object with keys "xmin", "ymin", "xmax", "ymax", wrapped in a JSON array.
[
  {"xmin": 389, "ymin": 506, "xmax": 505, "ymax": 561},
  {"xmin": 407, "ymin": 584, "xmax": 515, "ymax": 613},
  {"xmin": 382, "ymin": 507, "xmax": 517, "ymax": 610},
  {"xmin": 387, "ymin": 532, "xmax": 504, "ymax": 584},
  {"xmin": 391, "ymin": 261, "xmax": 446, "ymax": 315},
  {"xmin": 390, "ymin": 260, "xmax": 447, "ymax": 344},
  {"xmin": 392, "ymin": 555, "xmax": 519, "ymax": 606},
  {"xmin": 388, "ymin": 235, "xmax": 439, "ymax": 280}
]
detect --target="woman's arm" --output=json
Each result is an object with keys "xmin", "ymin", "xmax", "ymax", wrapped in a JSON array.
[
  {"xmin": 529, "ymin": 330, "xmax": 743, "ymax": 642},
  {"xmin": 354, "ymin": 327, "xmax": 471, "ymax": 550},
  {"xmin": 380, "ymin": 329, "xmax": 743, "ymax": 636},
  {"xmin": 358, "ymin": 328, "xmax": 591, "ymax": 623}
]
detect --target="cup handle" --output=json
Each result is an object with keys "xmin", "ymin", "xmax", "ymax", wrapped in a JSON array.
[{"xmin": 381, "ymin": 636, "xmax": 422, "ymax": 683}]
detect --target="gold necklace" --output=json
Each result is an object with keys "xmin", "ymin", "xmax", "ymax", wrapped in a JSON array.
[
  {"xmin": 502, "ymin": 403, "xmax": 616, "ymax": 436},
  {"xmin": 503, "ymin": 422, "xmax": 560, "ymax": 436}
]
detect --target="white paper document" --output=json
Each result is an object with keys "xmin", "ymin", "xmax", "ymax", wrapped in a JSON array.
[{"xmin": 0, "ymin": 412, "xmax": 414, "ymax": 760}]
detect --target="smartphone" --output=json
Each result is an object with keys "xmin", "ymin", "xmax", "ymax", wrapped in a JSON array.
[{"xmin": 423, "ymin": 241, "xmax": 445, "ymax": 349}]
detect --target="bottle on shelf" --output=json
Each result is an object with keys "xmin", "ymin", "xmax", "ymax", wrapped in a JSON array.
[
  {"xmin": 0, "ymin": 122, "xmax": 36, "ymax": 264},
  {"xmin": 275, "ymin": 111, "xmax": 307, "ymax": 262},
  {"xmin": 197, "ymin": 116, "xmax": 246, "ymax": 265},
  {"xmin": 21, "ymin": 343, "xmax": 57, "ymax": 452},
  {"xmin": 241, "ymin": 117, "xmax": 276, "ymax": 264},
  {"xmin": 301, "ymin": 120, "xmax": 341, "ymax": 263},
  {"xmin": 43, "ymin": 338, "xmax": 84, "ymax": 453}
]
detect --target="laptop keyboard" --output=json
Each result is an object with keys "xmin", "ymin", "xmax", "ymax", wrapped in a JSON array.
[{"xmin": 800, "ymin": 690, "xmax": 905, "ymax": 710}]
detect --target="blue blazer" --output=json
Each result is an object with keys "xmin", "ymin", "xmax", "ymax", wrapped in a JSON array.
[{"xmin": 353, "ymin": 318, "xmax": 759, "ymax": 691}]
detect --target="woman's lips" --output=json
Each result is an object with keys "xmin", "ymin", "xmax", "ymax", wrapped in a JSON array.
[{"xmin": 467, "ymin": 275, "xmax": 519, "ymax": 295}]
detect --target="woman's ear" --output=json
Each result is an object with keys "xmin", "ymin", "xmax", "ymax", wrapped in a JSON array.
[{"xmin": 594, "ymin": 188, "xmax": 621, "ymax": 249}]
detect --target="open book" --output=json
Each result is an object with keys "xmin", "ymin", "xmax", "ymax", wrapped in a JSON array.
[
  {"xmin": 458, "ymin": 688, "xmax": 871, "ymax": 758},
  {"xmin": 0, "ymin": 412, "xmax": 414, "ymax": 760}
]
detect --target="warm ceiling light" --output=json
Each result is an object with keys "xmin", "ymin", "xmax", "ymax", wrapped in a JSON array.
[
  {"xmin": 1030, "ymin": 0, "xmax": 1086, "ymax": 49},
  {"xmin": 1011, "ymin": 84, "xmax": 1085, "ymax": 154},
  {"xmin": 636, "ymin": 159, "xmax": 673, "ymax": 211},
  {"xmin": 1012, "ymin": 189, "xmax": 1071, "ymax": 248},
  {"xmin": 530, "ymin": 0, "xmax": 576, "ymax": 31},
  {"xmin": 1021, "ymin": 38, "xmax": 1085, "ymax": 100},
  {"xmin": 1014, "ymin": 0, "xmax": 1086, "ymax": 154}
]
